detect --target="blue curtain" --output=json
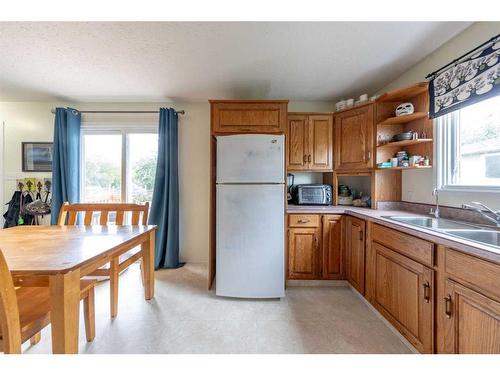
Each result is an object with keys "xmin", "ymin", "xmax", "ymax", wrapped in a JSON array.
[
  {"xmin": 51, "ymin": 108, "xmax": 81, "ymax": 224},
  {"xmin": 149, "ymin": 108, "xmax": 183, "ymax": 269}
]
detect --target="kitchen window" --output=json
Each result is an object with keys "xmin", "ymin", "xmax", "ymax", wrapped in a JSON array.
[
  {"xmin": 436, "ymin": 94, "xmax": 500, "ymax": 192},
  {"xmin": 81, "ymin": 125, "xmax": 158, "ymax": 205}
]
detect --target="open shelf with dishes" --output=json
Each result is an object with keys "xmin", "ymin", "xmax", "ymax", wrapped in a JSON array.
[
  {"xmin": 371, "ymin": 82, "xmax": 433, "ymax": 208},
  {"xmin": 376, "ymin": 165, "xmax": 432, "ymax": 170},
  {"xmin": 375, "ymin": 82, "xmax": 433, "ymax": 170},
  {"xmin": 377, "ymin": 138, "xmax": 432, "ymax": 149},
  {"xmin": 332, "ymin": 170, "xmax": 373, "ymax": 208},
  {"xmin": 378, "ymin": 111, "xmax": 428, "ymax": 125}
]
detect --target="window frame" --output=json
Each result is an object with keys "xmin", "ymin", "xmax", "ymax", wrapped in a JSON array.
[
  {"xmin": 435, "ymin": 107, "xmax": 500, "ymax": 194},
  {"xmin": 80, "ymin": 123, "xmax": 158, "ymax": 203}
]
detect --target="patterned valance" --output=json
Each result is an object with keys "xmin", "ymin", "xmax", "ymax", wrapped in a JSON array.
[{"xmin": 428, "ymin": 34, "xmax": 500, "ymax": 119}]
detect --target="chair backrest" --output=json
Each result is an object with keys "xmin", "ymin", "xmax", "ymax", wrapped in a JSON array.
[
  {"xmin": 57, "ymin": 202, "xmax": 150, "ymax": 226},
  {"xmin": 0, "ymin": 249, "xmax": 22, "ymax": 354}
]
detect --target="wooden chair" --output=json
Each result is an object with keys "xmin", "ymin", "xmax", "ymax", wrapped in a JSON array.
[
  {"xmin": 57, "ymin": 202, "xmax": 150, "ymax": 318},
  {"xmin": 0, "ymin": 249, "xmax": 96, "ymax": 354}
]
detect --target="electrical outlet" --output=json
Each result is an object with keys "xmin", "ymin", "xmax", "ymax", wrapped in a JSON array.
[{"xmin": 407, "ymin": 190, "xmax": 415, "ymax": 201}]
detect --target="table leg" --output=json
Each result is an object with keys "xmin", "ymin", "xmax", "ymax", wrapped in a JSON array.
[
  {"xmin": 141, "ymin": 231, "xmax": 155, "ymax": 300},
  {"xmin": 110, "ymin": 257, "xmax": 119, "ymax": 318},
  {"xmin": 49, "ymin": 270, "xmax": 81, "ymax": 354}
]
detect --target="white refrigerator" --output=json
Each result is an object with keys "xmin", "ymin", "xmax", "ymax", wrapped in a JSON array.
[{"xmin": 216, "ymin": 134, "xmax": 285, "ymax": 298}]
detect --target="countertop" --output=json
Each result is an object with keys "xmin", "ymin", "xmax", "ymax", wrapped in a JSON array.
[{"xmin": 287, "ymin": 204, "xmax": 500, "ymax": 264}]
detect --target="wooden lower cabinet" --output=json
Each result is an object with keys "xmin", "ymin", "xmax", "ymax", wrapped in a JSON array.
[
  {"xmin": 371, "ymin": 242, "xmax": 434, "ymax": 353},
  {"xmin": 287, "ymin": 214, "xmax": 343, "ymax": 280},
  {"xmin": 288, "ymin": 226, "xmax": 320, "ymax": 279},
  {"xmin": 286, "ymin": 217, "xmax": 500, "ymax": 354},
  {"xmin": 322, "ymin": 215, "xmax": 344, "ymax": 279},
  {"xmin": 442, "ymin": 279, "xmax": 500, "ymax": 353},
  {"xmin": 346, "ymin": 216, "xmax": 365, "ymax": 294}
]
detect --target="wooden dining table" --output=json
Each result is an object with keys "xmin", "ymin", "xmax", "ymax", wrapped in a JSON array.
[{"xmin": 0, "ymin": 224, "xmax": 157, "ymax": 354}]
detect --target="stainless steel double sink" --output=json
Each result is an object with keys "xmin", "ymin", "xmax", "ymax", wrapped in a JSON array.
[{"xmin": 382, "ymin": 215, "xmax": 500, "ymax": 249}]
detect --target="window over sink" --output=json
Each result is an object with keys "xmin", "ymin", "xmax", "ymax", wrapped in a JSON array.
[{"xmin": 436, "ymin": 94, "xmax": 500, "ymax": 192}]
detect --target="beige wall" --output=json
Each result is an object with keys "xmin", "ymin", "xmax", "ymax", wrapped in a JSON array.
[
  {"xmin": 379, "ymin": 22, "xmax": 500, "ymax": 210},
  {"xmin": 0, "ymin": 100, "xmax": 333, "ymax": 263}
]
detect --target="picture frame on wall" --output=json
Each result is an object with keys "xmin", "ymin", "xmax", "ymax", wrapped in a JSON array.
[{"xmin": 22, "ymin": 142, "xmax": 53, "ymax": 172}]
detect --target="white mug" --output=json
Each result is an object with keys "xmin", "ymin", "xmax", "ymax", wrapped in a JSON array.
[
  {"xmin": 391, "ymin": 158, "xmax": 398, "ymax": 167},
  {"xmin": 346, "ymin": 98, "xmax": 354, "ymax": 107},
  {"xmin": 359, "ymin": 94, "xmax": 368, "ymax": 102}
]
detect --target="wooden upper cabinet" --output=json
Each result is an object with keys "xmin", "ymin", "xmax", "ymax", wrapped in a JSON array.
[
  {"xmin": 322, "ymin": 215, "xmax": 344, "ymax": 279},
  {"xmin": 372, "ymin": 242, "xmax": 434, "ymax": 353},
  {"xmin": 286, "ymin": 113, "xmax": 333, "ymax": 171},
  {"xmin": 334, "ymin": 104, "xmax": 374, "ymax": 171},
  {"xmin": 442, "ymin": 279, "xmax": 500, "ymax": 354},
  {"xmin": 210, "ymin": 100, "xmax": 288, "ymax": 134},
  {"xmin": 309, "ymin": 115, "xmax": 333, "ymax": 170},
  {"xmin": 287, "ymin": 114, "xmax": 309, "ymax": 170},
  {"xmin": 346, "ymin": 216, "xmax": 366, "ymax": 294}
]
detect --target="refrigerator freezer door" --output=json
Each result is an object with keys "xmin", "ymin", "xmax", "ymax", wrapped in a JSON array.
[
  {"xmin": 216, "ymin": 184, "xmax": 285, "ymax": 298},
  {"xmin": 216, "ymin": 134, "xmax": 284, "ymax": 183}
]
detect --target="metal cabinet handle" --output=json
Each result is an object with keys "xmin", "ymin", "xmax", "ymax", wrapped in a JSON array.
[
  {"xmin": 303, "ymin": 154, "xmax": 307, "ymax": 163},
  {"xmin": 314, "ymin": 236, "xmax": 319, "ymax": 250},
  {"xmin": 297, "ymin": 219, "xmax": 310, "ymax": 224},
  {"xmin": 367, "ymin": 151, "xmax": 371, "ymax": 160},
  {"xmin": 422, "ymin": 281, "xmax": 430, "ymax": 303},
  {"xmin": 308, "ymin": 154, "xmax": 311, "ymax": 163},
  {"xmin": 359, "ymin": 229, "xmax": 364, "ymax": 241},
  {"xmin": 444, "ymin": 295, "xmax": 452, "ymax": 318}
]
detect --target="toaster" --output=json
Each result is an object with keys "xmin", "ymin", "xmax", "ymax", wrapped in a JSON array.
[{"xmin": 293, "ymin": 184, "xmax": 333, "ymax": 205}]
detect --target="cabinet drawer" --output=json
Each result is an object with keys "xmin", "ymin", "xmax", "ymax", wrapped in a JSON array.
[
  {"xmin": 288, "ymin": 214, "xmax": 320, "ymax": 228},
  {"xmin": 445, "ymin": 248, "xmax": 500, "ymax": 300},
  {"xmin": 372, "ymin": 224, "xmax": 434, "ymax": 267},
  {"xmin": 211, "ymin": 101, "xmax": 287, "ymax": 134}
]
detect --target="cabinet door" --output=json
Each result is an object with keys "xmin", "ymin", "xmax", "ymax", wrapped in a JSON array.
[
  {"xmin": 442, "ymin": 279, "xmax": 500, "ymax": 353},
  {"xmin": 346, "ymin": 216, "xmax": 365, "ymax": 293},
  {"xmin": 288, "ymin": 227, "xmax": 320, "ymax": 279},
  {"xmin": 308, "ymin": 115, "xmax": 333, "ymax": 171},
  {"xmin": 212, "ymin": 101, "xmax": 287, "ymax": 134},
  {"xmin": 334, "ymin": 105, "xmax": 373, "ymax": 170},
  {"xmin": 287, "ymin": 115, "xmax": 309, "ymax": 171},
  {"xmin": 322, "ymin": 215, "xmax": 344, "ymax": 279},
  {"xmin": 372, "ymin": 242, "xmax": 434, "ymax": 353}
]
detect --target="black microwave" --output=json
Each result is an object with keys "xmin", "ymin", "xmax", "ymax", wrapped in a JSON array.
[{"xmin": 292, "ymin": 184, "xmax": 332, "ymax": 205}]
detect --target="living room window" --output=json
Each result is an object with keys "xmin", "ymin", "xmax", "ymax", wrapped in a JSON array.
[
  {"xmin": 436, "ymin": 94, "xmax": 500, "ymax": 191},
  {"xmin": 81, "ymin": 126, "xmax": 158, "ymax": 204}
]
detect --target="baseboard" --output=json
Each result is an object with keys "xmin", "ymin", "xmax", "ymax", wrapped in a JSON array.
[
  {"xmin": 286, "ymin": 279, "xmax": 350, "ymax": 287},
  {"xmin": 349, "ymin": 286, "xmax": 420, "ymax": 354}
]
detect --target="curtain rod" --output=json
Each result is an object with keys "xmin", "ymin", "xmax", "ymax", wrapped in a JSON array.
[
  {"xmin": 426, "ymin": 33, "xmax": 500, "ymax": 79},
  {"xmin": 50, "ymin": 109, "xmax": 185, "ymax": 115}
]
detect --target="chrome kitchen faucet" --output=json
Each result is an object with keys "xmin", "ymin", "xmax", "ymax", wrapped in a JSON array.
[
  {"xmin": 462, "ymin": 201, "xmax": 500, "ymax": 228},
  {"xmin": 429, "ymin": 188, "xmax": 440, "ymax": 219}
]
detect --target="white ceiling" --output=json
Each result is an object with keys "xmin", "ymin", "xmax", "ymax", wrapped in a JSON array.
[{"xmin": 0, "ymin": 22, "xmax": 471, "ymax": 102}]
